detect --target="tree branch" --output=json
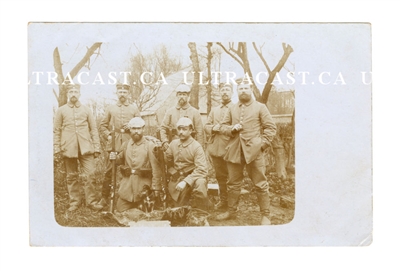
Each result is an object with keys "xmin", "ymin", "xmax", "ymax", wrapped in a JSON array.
[
  {"xmin": 252, "ymin": 42, "xmax": 271, "ymax": 74},
  {"xmin": 53, "ymin": 47, "xmax": 65, "ymax": 85},
  {"xmin": 69, "ymin": 42, "xmax": 102, "ymax": 79},
  {"xmin": 217, "ymin": 42, "xmax": 244, "ymax": 68}
]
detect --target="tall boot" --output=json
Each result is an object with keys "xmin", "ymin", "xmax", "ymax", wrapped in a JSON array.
[
  {"xmin": 215, "ymin": 190, "xmax": 240, "ymax": 220},
  {"xmin": 215, "ymin": 187, "xmax": 228, "ymax": 211},
  {"xmin": 256, "ymin": 191, "xmax": 271, "ymax": 225}
]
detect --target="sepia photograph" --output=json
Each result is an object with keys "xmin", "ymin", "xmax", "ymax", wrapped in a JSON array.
[{"xmin": 28, "ymin": 22, "xmax": 371, "ymax": 246}]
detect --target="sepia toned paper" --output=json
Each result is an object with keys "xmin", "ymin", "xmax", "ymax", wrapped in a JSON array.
[{"xmin": 28, "ymin": 22, "xmax": 372, "ymax": 246}]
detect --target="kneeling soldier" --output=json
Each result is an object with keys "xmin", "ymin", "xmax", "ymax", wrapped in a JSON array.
[
  {"xmin": 109, "ymin": 117, "xmax": 162, "ymax": 212},
  {"xmin": 165, "ymin": 117, "xmax": 209, "ymax": 211}
]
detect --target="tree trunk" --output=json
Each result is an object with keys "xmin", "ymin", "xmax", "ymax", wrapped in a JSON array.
[
  {"xmin": 239, "ymin": 43, "xmax": 261, "ymax": 100},
  {"xmin": 206, "ymin": 42, "xmax": 213, "ymax": 115},
  {"xmin": 53, "ymin": 42, "xmax": 102, "ymax": 107},
  {"xmin": 188, "ymin": 42, "xmax": 200, "ymax": 109}
]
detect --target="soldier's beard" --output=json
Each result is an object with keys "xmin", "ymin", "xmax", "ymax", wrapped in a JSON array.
[
  {"xmin": 221, "ymin": 94, "xmax": 231, "ymax": 104},
  {"xmin": 178, "ymin": 98, "xmax": 187, "ymax": 106},
  {"xmin": 131, "ymin": 133, "xmax": 143, "ymax": 142},
  {"xmin": 70, "ymin": 96, "xmax": 78, "ymax": 104},
  {"xmin": 239, "ymin": 94, "xmax": 251, "ymax": 103},
  {"xmin": 119, "ymin": 96, "xmax": 127, "ymax": 103}
]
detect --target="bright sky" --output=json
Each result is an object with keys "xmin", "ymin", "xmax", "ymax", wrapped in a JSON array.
[{"xmin": 28, "ymin": 23, "xmax": 299, "ymax": 108}]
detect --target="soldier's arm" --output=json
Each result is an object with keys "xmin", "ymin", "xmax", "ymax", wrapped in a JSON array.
[
  {"xmin": 99, "ymin": 107, "xmax": 111, "ymax": 140},
  {"xmin": 87, "ymin": 107, "xmax": 101, "ymax": 153},
  {"xmin": 110, "ymin": 141, "xmax": 126, "ymax": 165},
  {"xmin": 220, "ymin": 107, "xmax": 234, "ymax": 137},
  {"xmin": 260, "ymin": 104, "xmax": 277, "ymax": 145},
  {"xmin": 204, "ymin": 108, "xmax": 215, "ymax": 136},
  {"xmin": 193, "ymin": 110, "xmax": 204, "ymax": 145},
  {"xmin": 53, "ymin": 108, "xmax": 63, "ymax": 154},
  {"xmin": 164, "ymin": 141, "xmax": 174, "ymax": 166},
  {"xmin": 160, "ymin": 110, "xmax": 171, "ymax": 143},
  {"xmin": 183, "ymin": 144, "xmax": 208, "ymax": 187}
]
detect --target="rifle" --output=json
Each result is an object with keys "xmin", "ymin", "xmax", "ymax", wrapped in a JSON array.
[
  {"xmin": 109, "ymin": 118, "xmax": 117, "ymax": 213},
  {"xmin": 156, "ymin": 128, "xmax": 169, "ymax": 210}
]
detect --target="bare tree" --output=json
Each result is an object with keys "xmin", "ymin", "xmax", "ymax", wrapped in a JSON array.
[
  {"xmin": 53, "ymin": 42, "xmax": 102, "ymax": 107},
  {"xmin": 252, "ymin": 42, "xmax": 293, "ymax": 104},
  {"xmin": 216, "ymin": 42, "xmax": 261, "ymax": 100},
  {"xmin": 206, "ymin": 42, "xmax": 213, "ymax": 115},
  {"xmin": 188, "ymin": 42, "xmax": 200, "ymax": 109},
  {"xmin": 217, "ymin": 41, "xmax": 294, "ymax": 180},
  {"xmin": 128, "ymin": 44, "xmax": 182, "ymax": 111}
]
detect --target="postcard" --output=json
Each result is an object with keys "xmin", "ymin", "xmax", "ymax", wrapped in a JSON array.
[{"xmin": 28, "ymin": 22, "xmax": 372, "ymax": 246}]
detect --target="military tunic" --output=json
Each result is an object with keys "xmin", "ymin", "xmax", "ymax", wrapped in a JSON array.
[
  {"xmin": 160, "ymin": 104, "xmax": 204, "ymax": 146},
  {"xmin": 165, "ymin": 137, "xmax": 208, "ymax": 210},
  {"xmin": 99, "ymin": 101, "xmax": 140, "ymax": 198},
  {"xmin": 204, "ymin": 101, "xmax": 233, "ymax": 203},
  {"xmin": 220, "ymin": 99, "xmax": 277, "ymax": 216},
  {"xmin": 53, "ymin": 101, "xmax": 101, "ymax": 207},
  {"xmin": 99, "ymin": 101, "xmax": 141, "ymax": 151},
  {"xmin": 54, "ymin": 101, "xmax": 100, "ymax": 157},
  {"xmin": 115, "ymin": 137, "xmax": 162, "ymax": 212}
]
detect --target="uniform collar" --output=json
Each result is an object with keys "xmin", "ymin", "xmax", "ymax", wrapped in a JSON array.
[
  {"xmin": 176, "ymin": 103, "xmax": 190, "ymax": 110},
  {"xmin": 67, "ymin": 101, "xmax": 81, "ymax": 108},
  {"xmin": 179, "ymin": 137, "xmax": 194, "ymax": 147},
  {"xmin": 220, "ymin": 101, "xmax": 232, "ymax": 108},
  {"xmin": 238, "ymin": 99, "xmax": 254, "ymax": 107},
  {"xmin": 130, "ymin": 137, "xmax": 145, "ymax": 146},
  {"xmin": 117, "ymin": 100, "xmax": 130, "ymax": 107}
]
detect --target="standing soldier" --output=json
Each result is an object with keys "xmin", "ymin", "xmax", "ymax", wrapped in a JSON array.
[
  {"xmin": 165, "ymin": 117, "xmax": 209, "ymax": 211},
  {"xmin": 216, "ymin": 78, "xmax": 277, "ymax": 225},
  {"xmin": 53, "ymin": 84, "xmax": 104, "ymax": 212},
  {"xmin": 99, "ymin": 83, "xmax": 140, "ymax": 203},
  {"xmin": 204, "ymin": 83, "xmax": 234, "ymax": 211},
  {"xmin": 160, "ymin": 84, "xmax": 204, "ymax": 151},
  {"xmin": 109, "ymin": 117, "xmax": 162, "ymax": 212}
]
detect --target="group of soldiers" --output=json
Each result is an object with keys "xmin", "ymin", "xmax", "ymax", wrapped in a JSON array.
[{"xmin": 53, "ymin": 77, "xmax": 277, "ymax": 225}]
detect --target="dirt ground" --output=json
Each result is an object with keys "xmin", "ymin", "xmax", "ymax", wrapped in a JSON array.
[{"xmin": 54, "ymin": 175, "xmax": 295, "ymax": 227}]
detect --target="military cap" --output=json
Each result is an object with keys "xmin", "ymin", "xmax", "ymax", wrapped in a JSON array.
[
  {"xmin": 219, "ymin": 82, "xmax": 233, "ymax": 90},
  {"xmin": 176, "ymin": 117, "xmax": 193, "ymax": 128},
  {"xmin": 175, "ymin": 84, "xmax": 191, "ymax": 93},
  {"xmin": 235, "ymin": 77, "xmax": 252, "ymax": 85},
  {"xmin": 66, "ymin": 83, "xmax": 81, "ymax": 91},
  {"xmin": 127, "ymin": 117, "xmax": 145, "ymax": 128},
  {"xmin": 116, "ymin": 83, "xmax": 130, "ymax": 91}
]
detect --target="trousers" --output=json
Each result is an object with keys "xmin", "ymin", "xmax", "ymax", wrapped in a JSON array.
[
  {"xmin": 226, "ymin": 151, "xmax": 270, "ymax": 216},
  {"xmin": 64, "ymin": 154, "xmax": 99, "ymax": 207},
  {"xmin": 210, "ymin": 155, "xmax": 228, "ymax": 202},
  {"xmin": 171, "ymin": 178, "xmax": 209, "ymax": 211}
]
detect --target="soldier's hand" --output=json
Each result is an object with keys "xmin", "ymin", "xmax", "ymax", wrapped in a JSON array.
[
  {"xmin": 212, "ymin": 124, "xmax": 221, "ymax": 133},
  {"xmin": 122, "ymin": 122, "xmax": 129, "ymax": 131},
  {"xmin": 176, "ymin": 181, "xmax": 187, "ymax": 192},
  {"xmin": 232, "ymin": 124, "xmax": 243, "ymax": 133},
  {"xmin": 109, "ymin": 152, "xmax": 118, "ymax": 160},
  {"xmin": 261, "ymin": 141, "xmax": 270, "ymax": 151},
  {"xmin": 107, "ymin": 135, "xmax": 112, "ymax": 143},
  {"xmin": 94, "ymin": 152, "xmax": 101, "ymax": 159},
  {"xmin": 162, "ymin": 142, "xmax": 170, "ymax": 152}
]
